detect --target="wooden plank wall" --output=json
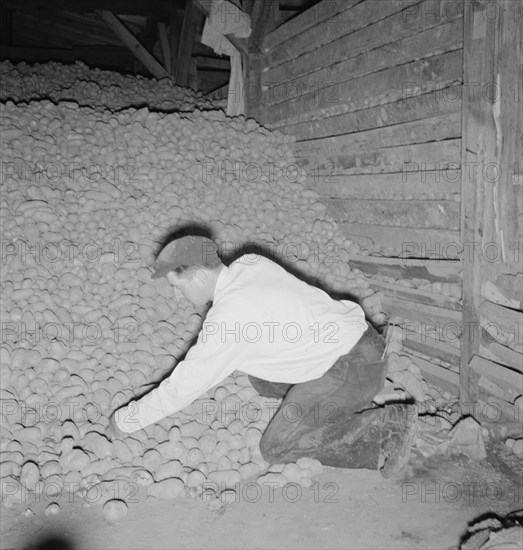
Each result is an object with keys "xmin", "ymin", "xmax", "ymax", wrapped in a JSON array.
[
  {"xmin": 255, "ymin": 0, "xmax": 522, "ymax": 418},
  {"xmin": 255, "ymin": 0, "xmax": 467, "ymax": 391},
  {"xmin": 259, "ymin": 0, "xmax": 464, "ymax": 255}
]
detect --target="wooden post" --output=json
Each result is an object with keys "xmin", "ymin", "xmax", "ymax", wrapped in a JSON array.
[
  {"xmin": 169, "ymin": 6, "xmax": 182, "ymax": 78},
  {"xmin": 245, "ymin": 0, "xmax": 278, "ymax": 120},
  {"xmin": 96, "ymin": 11, "xmax": 170, "ymax": 79},
  {"xmin": 460, "ymin": 0, "xmax": 522, "ymax": 405},
  {"xmin": 175, "ymin": 0, "xmax": 198, "ymax": 87},
  {"xmin": 157, "ymin": 22, "xmax": 171, "ymax": 72}
]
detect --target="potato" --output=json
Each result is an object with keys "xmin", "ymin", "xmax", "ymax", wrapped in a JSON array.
[
  {"xmin": 103, "ymin": 499, "xmax": 128, "ymax": 522},
  {"xmin": 45, "ymin": 503, "xmax": 61, "ymax": 516},
  {"xmin": 296, "ymin": 457, "xmax": 324, "ymax": 476},
  {"xmin": 198, "ymin": 434, "xmax": 217, "ymax": 456},
  {"xmin": 142, "ymin": 449, "xmax": 163, "ymax": 471},
  {"xmin": 256, "ymin": 472, "xmax": 288, "ymax": 488},
  {"xmin": 186, "ymin": 470, "xmax": 206, "ymax": 488},
  {"xmin": 154, "ymin": 460, "xmax": 183, "ymax": 482},
  {"xmin": 238, "ymin": 462, "xmax": 260, "ymax": 481},
  {"xmin": 20, "ymin": 461, "xmax": 40, "ymax": 491},
  {"xmin": 207, "ymin": 469, "xmax": 240, "ymax": 489},
  {"xmin": 185, "ymin": 448, "xmax": 204, "ymax": 469},
  {"xmin": 59, "ymin": 449, "xmax": 90, "ymax": 472},
  {"xmin": 147, "ymin": 478, "xmax": 185, "ymax": 500}
]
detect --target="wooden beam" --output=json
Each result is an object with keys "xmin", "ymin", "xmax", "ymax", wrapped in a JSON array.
[
  {"xmin": 96, "ymin": 10, "xmax": 170, "ymax": 79},
  {"xmin": 470, "ymin": 355, "xmax": 523, "ymax": 393},
  {"xmin": 175, "ymin": 0, "xmax": 198, "ymax": 87},
  {"xmin": 195, "ymin": 56, "xmax": 229, "ymax": 71},
  {"xmin": 169, "ymin": 6, "xmax": 182, "ymax": 77},
  {"xmin": 249, "ymin": 0, "xmax": 278, "ymax": 53},
  {"xmin": 325, "ymin": 198, "xmax": 460, "ymax": 231},
  {"xmin": 348, "ymin": 255, "xmax": 461, "ymax": 283},
  {"xmin": 366, "ymin": 278, "xmax": 462, "ymax": 312},
  {"xmin": 313, "ymin": 171, "xmax": 461, "ymax": 200},
  {"xmin": 157, "ymin": 22, "xmax": 171, "ymax": 72},
  {"xmin": 460, "ymin": 0, "xmax": 522, "ymax": 404}
]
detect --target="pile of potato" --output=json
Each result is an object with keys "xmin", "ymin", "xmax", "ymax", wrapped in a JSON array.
[
  {"xmin": 0, "ymin": 91, "xmax": 364, "ymax": 515},
  {"xmin": 0, "ymin": 60, "xmax": 215, "ymax": 112},
  {"xmin": 0, "ymin": 63, "xmax": 441, "ymax": 518}
]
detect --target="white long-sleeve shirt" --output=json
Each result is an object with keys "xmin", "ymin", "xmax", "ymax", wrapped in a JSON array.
[{"xmin": 114, "ymin": 254, "xmax": 367, "ymax": 433}]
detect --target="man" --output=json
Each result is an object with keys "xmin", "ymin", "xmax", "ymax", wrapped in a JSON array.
[{"xmin": 108, "ymin": 235, "xmax": 417, "ymax": 477}]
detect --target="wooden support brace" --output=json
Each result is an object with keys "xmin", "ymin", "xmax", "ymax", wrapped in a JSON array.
[
  {"xmin": 96, "ymin": 10, "xmax": 170, "ymax": 79},
  {"xmin": 175, "ymin": 0, "xmax": 198, "ymax": 87},
  {"xmin": 157, "ymin": 22, "xmax": 171, "ymax": 72}
]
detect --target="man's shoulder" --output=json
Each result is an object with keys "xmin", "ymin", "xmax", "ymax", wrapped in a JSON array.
[{"xmin": 229, "ymin": 253, "xmax": 279, "ymax": 271}]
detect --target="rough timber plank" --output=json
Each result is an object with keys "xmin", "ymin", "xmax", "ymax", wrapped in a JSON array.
[
  {"xmin": 348, "ymin": 255, "xmax": 461, "ymax": 282},
  {"xmin": 294, "ymin": 113, "xmax": 461, "ymax": 158},
  {"xmin": 296, "ymin": 139, "xmax": 461, "ymax": 175},
  {"xmin": 325, "ymin": 199, "xmax": 460, "ymax": 230},
  {"xmin": 340, "ymin": 223, "xmax": 460, "ymax": 256},
  {"xmin": 263, "ymin": 0, "xmax": 358, "ymax": 51},
  {"xmin": 96, "ymin": 11, "xmax": 170, "ymax": 79},
  {"xmin": 273, "ymin": 88, "xmax": 462, "ymax": 140},
  {"xmin": 479, "ymin": 342, "xmax": 523, "ymax": 374},
  {"xmin": 267, "ymin": 18, "xmax": 462, "ymax": 106},
  {"xmin": 312, "ymin": 171, "xmax": 461, "ymax": 199},
  {"xmin": 267, "ymin": 0, "xmax": 419, "ymax": 67},
  {"xmin": 402, "ymin": 335, "xmax": 461, "ymax": 368},
  {"xmin": 404, "ymin": 352, "xmax": 460, "ymax": 393},
  {"xmin": 367, "ymin": 278, "xmax": 462, "ymax": 311},
  {"xmin": 470, "ymin": 355, "xmax": 523, "ymax": 393},
  {"xmin": 263, "ymin": 50, "xmax": 463, "ymax": 125},
  {"xmin": 264, "ymin": 0, "xmax": 463, "ymax": 85}
]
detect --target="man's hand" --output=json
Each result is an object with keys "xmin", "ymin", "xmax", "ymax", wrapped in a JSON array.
[{"xmin": 106, "ymin": 413, "xmax": 127, "ymax": 441}]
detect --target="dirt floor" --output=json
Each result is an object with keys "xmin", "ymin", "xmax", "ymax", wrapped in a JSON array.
[{"xmin": 1, "ymin": 440, "xmax": 521, "ymax": 550}]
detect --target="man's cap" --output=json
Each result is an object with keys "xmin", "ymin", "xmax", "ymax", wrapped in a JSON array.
[{"xmin": 151, "ymin": 236, "xmax": 221, "ymax": 279}]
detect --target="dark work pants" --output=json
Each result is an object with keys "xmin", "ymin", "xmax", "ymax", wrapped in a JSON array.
[{"xmin": 249, "ymin": 323, "xmax": 388, "ymax": 469}]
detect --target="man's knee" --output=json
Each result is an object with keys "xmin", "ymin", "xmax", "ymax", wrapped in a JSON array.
[{"xmin": 259, "ymin": 431, "xmax": 288, "ymax": 464}]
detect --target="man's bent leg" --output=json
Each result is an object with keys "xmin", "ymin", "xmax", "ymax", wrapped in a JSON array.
[{"xmin": 259, "ymin": 357, "xmax": 388, "ymax": 469}]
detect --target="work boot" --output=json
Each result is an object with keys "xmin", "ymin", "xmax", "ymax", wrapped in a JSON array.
[{"xmin": 379, "ymin": 403, "xmax": 418, "ymax": 478}]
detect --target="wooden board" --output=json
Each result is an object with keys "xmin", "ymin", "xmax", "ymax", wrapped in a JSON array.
[
  {"xmin": 96, "ymin": 10, "xmax": 170, "ymax": 79},
  {"xmin": 263, "ymin": 0, "xmax": 357, "ymax": 51},
  {"xmin": 348, "ymin": 255, "xmax": 461, "ymax": 283},
  {"xmin": 340, "ymin": 223, "xmax": 460, "ymax": 256},
  {"xmin": 403, "ymin": 352, "xmax": 460, "ymax": 394},
  {"xmin": 383, "ymin": 295, "xmax": 462, "ymax": 324},
  {"xmin": 403, "ymin": 333, "xmax": 461, "ymax": 367},
  {"xmin": 267, "ymin": 0, "xmax": 419, "ymax": 67},
  {"xmin": 483, "ymin": 279, "xmax": 522, "ymax": 309},
  {"xmin": 271, "ymin": 88, "xmax": 462, "ymax": 141},
  {"xmin": 325, "ymin": 199, "xmax": 460, "ymax": 230},
  {"xmin": 264, "ymin": 0, "xmax": 463, "ymax": 85},
  {"xmin": 470, "ymin": 355, "xmax": 523, "ymax": 394},
  {"xmin": 479, "ymin": 341, "xmax": 523, "ymax": 374},
  {"xmin": 296, "ymin": 139, "xmax": 461, "ymax": 175},
  {"xmin": 266, "ymin": 18, "xmax": 463, "ymax": 106},
  {"xmin": 313, "ymin": 171, "xmax": 461, "ymax": 199},
  {"xmin": 366, "ymin": 278, "xmax": 462, "ymax": 311},
  {"xmin": 478, "ymin": 375, "xmax": 520, "ymax": 404},
  {"xmin": 262, "ymin": 50, "xmax": 463, "ymax": 125},
  {"xmin": 294, "ymin": 113, "xmax": 461, "ymax": 159},
  {"xmin": 478, "ymin": 301, "xmax": 523, "ymax": 347}
]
